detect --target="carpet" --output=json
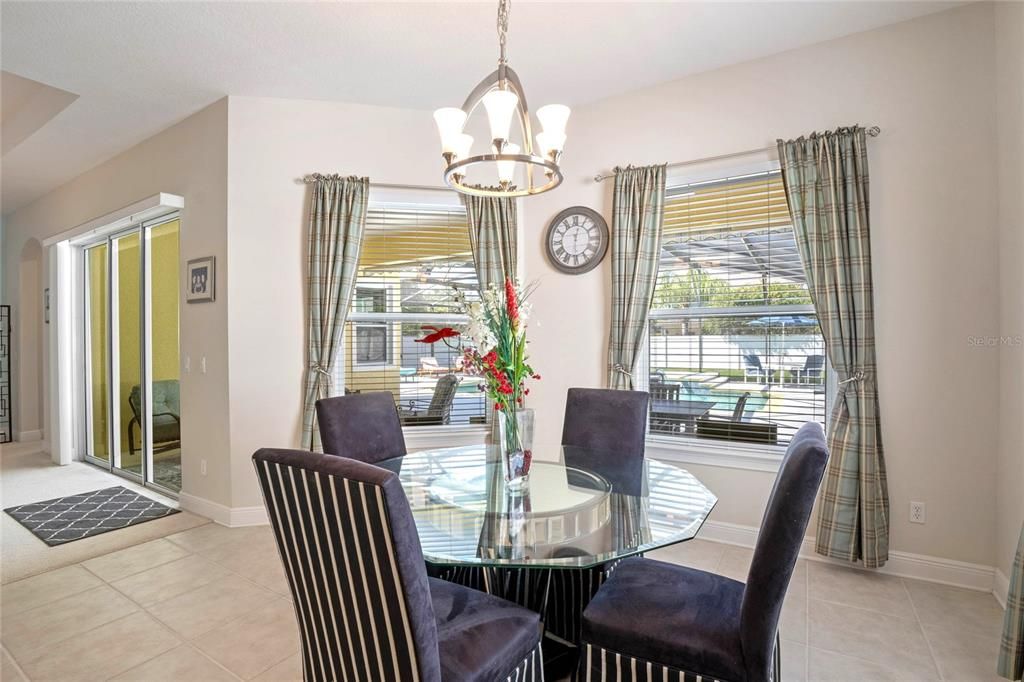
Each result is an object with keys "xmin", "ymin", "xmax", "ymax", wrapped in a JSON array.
[{"xmin": 4, "ymin": 486, "xmax": 180, "ymax": 547}]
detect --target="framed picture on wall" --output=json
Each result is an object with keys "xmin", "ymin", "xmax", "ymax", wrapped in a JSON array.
[{"xmin": 186, "ymin": 257, "xmax": 216, "ymax": 303}]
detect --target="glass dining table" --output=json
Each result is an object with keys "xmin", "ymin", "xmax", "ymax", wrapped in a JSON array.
[{"xmin": 377, "ymin": 442, "xmax": 716, "ymax": 673}]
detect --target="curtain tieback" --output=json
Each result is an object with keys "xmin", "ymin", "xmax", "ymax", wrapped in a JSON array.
[
  {"xmin": 612, "ymin": 364, "xmax": 632, "ymax": 377},
  {"xmin": 838, "ymin": 370, "xmax": 870, "ymax": 385},
  {"xmin": 309, "ymin": 362, "xmax": 332, "ymax": 379}
]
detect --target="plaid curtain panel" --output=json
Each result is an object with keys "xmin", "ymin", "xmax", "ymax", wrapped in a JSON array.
[
  {"xmin": 608, "ymin": 164, "xmax": 666, "ymax": 389},
  {"xmin": 777, "ymin": 128, "xmax": 890, "ymax": 568},
  {"xmin": 301, "ymin": 175, "xmax": 369, "ymax": 451},
  {"xmin": 1000, "ymin": 524, "xmax": 1024, "ymax": 680},
  {"xmin": 463, "ymin": 195, "xmax": 518, "ymax": 290}
]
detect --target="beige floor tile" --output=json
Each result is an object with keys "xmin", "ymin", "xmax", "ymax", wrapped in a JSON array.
[
  {"xmin": 780, "ymin": 593, "xmax": 808, "ymax": 644},
  {"xmin": 2, "ymin": 647, "xmax": 28, "ymax": 682},
  {"xmin": 904, "ymin": 579, "xmax": 1004, "ymax": 639},
  {"xmin": 111, "ymin": 553, "xmax": 230, "ymax": 606},
  {"xmin": 81, "ymin": 538, "xmax": 190, "ymax": 582},
  {"xmin": 166, "ymin": 523, "xmax": 271, "ymax": 556},
  {"xmin": 251, "ymin": 652, "xmax": 303, "ymax": 682},
  {"xmin": 202, "ymin": 538, "xmax": 290, "ymax": 596},
  {"xmin": 17, "ymin": 612, "xmax": 179, "ymax": 681},
  {"xmin": 1, "ymin": 584, "xmax": 138, "ymax": 662},
  {"xmin": 808, "ymin": 646, "xmax": 931, "ymax": 681},
  {"xmin": 808, "ymin": 562, "xmax": 913, "ymax": 617},
  {"xmin": 111, "ymin": 644, "xmax": 239, "ymax": 681},
  {"xmin": 921, "ymin": 621, "xmax": 1003, "ymax": 682},
  {"xmin": 647, "ymin": 537, "xmax": 726, "ymax": 571},
  {"xmin": 716, "ymin": 545, "xmax": 754, "ymax": 581},
  {"xmin": 194, "ymin": 598, "xmax": 301, "ymax": 679},
  {"xmin": 780, "ymin": 641, "xmax": 807, "ymax": 682},
  {"xmin": 808, "ymin": 599, "xmax": 938, "ymax": 677},
  {"xmin": 0, "ymin": 564, "xmax": 103, "ymax": 616},
  {"xmin": 147, "ymin": 574, "xmax": 277, "ymax": 639}
]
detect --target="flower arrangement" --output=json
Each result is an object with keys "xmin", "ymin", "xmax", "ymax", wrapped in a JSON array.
[{"xmin": 454, "ymin": 278, "xmax": 540, "ymax": 483}]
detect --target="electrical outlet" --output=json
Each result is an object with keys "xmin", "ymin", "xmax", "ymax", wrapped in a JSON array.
[
  {"xmin": 201, "ymin": 459, "xmax": 207, "ymax": 476},
  {"xmin": 910, "ymin": 501, "xmax": 926, "ymax": 524}
]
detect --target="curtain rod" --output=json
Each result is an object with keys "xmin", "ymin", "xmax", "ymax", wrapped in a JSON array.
[
  {"xmin": 295, "ymin": 176, "xmax": 451, "ymax": 193},
  {"xmin": 592, "ymin": 125, "xmax": 881, "ymax": 182}
]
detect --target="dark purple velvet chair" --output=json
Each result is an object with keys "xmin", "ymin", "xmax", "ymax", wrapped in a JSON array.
[
  {"xmin": 578, "ymin": 422, "xmax": 828, "ymax": 682},
  {"xmin": 253, "ymin": 448, "xmax": 544, "ymax": 682},
  {"xmin": 541, "ymin": 388, "xmax": 650, "ymax": 643},
  {"xmin": 315, "ymin": 391, "xmax": 406, "ymax": 464}
]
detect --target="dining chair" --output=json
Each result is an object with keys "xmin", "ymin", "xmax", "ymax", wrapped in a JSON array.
[
  {"xmin": 577, "ymin": 422, "xmax": 828, "ymax": 682},
  {"xmin": 253, "ymin": 447, "xmax": 545, "ymax": 682},
  {"xmin": 315, "ymin": 390, "xmax": 406, "ymax": 464},
  {"xmin": 542, "ymin": 387, "xmax": 650, "ymax": 643}
]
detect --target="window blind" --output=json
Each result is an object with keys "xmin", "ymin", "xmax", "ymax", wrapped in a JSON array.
[
  {"xmin": 340, "ymin": 203, "xmax": 486, "ymax": 427},
  {"xmin": 649, "ymin": 170, "xmax": 827, "ymax": 445}
]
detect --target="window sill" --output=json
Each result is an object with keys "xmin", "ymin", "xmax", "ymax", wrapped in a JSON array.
[
  {"xmin": 645, "ymin": 434, "xmax": 786, "ymax": 473},
  {"xmin": 404, "ymin": 424, "xmax": 488, "ymax": 451}
]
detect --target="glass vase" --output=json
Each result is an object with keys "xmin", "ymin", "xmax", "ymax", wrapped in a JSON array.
[{"xmin": 497, "ymin": 408, "xmax": 534, "ymax": 492}]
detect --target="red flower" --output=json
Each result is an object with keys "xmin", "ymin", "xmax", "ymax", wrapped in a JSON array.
[
  {"xmin": 414, "ymin": 326, "xmax": 461, "ymax": 344},
  {"xmin": 532, "ymin": 374, "xmax": 541, "ymax": 380},
  {"xmin": 505, "ymin": 278, "xmax": 519, "ymax": 328},
  {"xmin": 493, "ymin": 403, "xmax": 501, "ymax": 411}
]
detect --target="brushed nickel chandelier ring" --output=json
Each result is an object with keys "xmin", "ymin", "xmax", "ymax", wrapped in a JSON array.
[{"xmin": 433, "ymin": 0, "xmax": 569, "ymax": 198}]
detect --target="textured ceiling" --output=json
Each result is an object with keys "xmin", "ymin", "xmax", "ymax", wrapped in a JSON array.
[{"xmin": 1, "ymin": 1, "xmax": 961, "ymax": 214}]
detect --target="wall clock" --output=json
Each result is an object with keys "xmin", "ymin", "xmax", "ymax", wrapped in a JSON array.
[{"xmin": 545, "ymin": 206, "xmax": 609, "ymax": 274}]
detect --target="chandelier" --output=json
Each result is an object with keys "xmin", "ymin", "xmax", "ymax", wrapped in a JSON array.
[{"xmin": 432, "ymin": 0, "xmax": 569, "ymax": 198}]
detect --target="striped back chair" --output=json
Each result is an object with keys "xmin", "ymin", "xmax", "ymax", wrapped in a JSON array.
[
  {"xmin": 253, "ymin": 448, "xmax": 544, "ymax": 682},
  {"xmin": 315, "ymin": 391, "xmax": 406, "ymax": 464}
]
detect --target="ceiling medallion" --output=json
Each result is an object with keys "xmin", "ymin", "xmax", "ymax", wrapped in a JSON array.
[{"xmin": 433, "ymin": 0, "xmax": 569, "ymax": 198}]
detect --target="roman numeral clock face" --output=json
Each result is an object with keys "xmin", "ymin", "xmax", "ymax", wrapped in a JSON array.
[{"xmin": 545, "ymin": 207, "xmax": 609, "ymax": 274}]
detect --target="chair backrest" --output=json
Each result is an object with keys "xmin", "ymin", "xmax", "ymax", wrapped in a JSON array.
[
  {"xmin": 561, "ymin": 388, "xmax": 650, "ymax": 457},
  {"xmin": 253, "ymin": 448, "xmax": 442, "ymax": 682},
  {"xmin": 427, "ymin": 374, "xmax": 459, "ymax": 416},
  {"xmin": 316, "ymin": 391, "xmax": 407, "ymax": 464},
  {"xmin": 129, "ymin": 380, "xmax": 180, "ymax": 417},
  {"xmin": 731, "ymin": 391, "xmax": 751, "ymax": 421},
  {"xmin": 740, "ymin": 422, "xmax": 828, "ymax": 681},
  {"xmin": 744, "ymin": 353, "xmax": 763, "ymax": 370},
  {"xmin": 804, "ymin": 354, "xmax": 825, "ymax": 372},
  {"xmin": 648, "ymin": 381, "xmax": 679, "ymax": 401}
]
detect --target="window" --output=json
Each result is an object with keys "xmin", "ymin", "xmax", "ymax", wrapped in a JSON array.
[
  {"xmin": 339, "ymin": 202, "xmax": 486, "ymax": 427},
  {"xmin": 648, "ymin": 169, "xmax": 827, "ymax": 446}
]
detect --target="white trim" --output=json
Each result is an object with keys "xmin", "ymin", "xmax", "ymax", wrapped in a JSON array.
[
  {"xmin": 994, "ymin": 568, "xmax": 1011, "ymax": 610},
  {"xmin": 178, "ymin": 492, "xmax": 269, "ymax": 527},
  {"xmin": 647, "ymin": 436, "xmax": 785, "ymax": 473},
  {"xmin": 404, "ymin": 424, "xmax": 488, "ymax": 451},
  {"xmin": 42, "ymin": 193, "xmax": 184, "ymax": 247},
  {"xmin": 16, "ymin": 430, "xmax": 43, "ymax": 442},
  {"xmin": 699, "ymin": 519, "xmax": 1000, "ymax": 595}
]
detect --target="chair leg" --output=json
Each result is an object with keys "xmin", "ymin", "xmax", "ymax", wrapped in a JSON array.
[{"xmin": 773, "ymin": 632, "xmax": 782, "ymax": 682}]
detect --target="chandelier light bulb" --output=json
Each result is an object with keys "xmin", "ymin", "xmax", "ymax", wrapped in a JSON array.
[
  {"xmin": 482, "ymin": 89, "xmax": 520, "ymax": 148},
  {"xmin": 452, "ymin": 133, "xmax": 474, "ymax": 161},
  {"xmin": 536, "ymin": 104, "xmax": 571, "ymax": 137},
  {"xmin": 433, "ymin": 107, "xmax": 468, "ymax": 144},
  {"xmin": 497, "ymin": 143, "xmax": 520, "ymax": 185},
  {"xmin": 536, "ymin": 131, "xmax": 566, "ymax": 159}
]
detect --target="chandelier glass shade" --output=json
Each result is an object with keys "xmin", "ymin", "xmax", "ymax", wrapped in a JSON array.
[{"xmin": 433, "ymin": 0, "xmax": 569, "ymax": 197}]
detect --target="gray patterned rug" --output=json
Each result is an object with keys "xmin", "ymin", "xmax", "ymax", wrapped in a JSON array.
[{"xmin": 4, "ymin": 486, "xmax": 180, "ymax": 546}]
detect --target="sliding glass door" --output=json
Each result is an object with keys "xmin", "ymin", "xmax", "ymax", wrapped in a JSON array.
[{"xmin": 82, "ymin": 215, "xmax": 181, "ymax": 494}]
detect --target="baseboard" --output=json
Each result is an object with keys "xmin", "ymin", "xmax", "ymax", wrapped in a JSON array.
[
  {"xmin": 17, "ymin": 430, "xmax": 42, "ymax": 442},
  {"xmin": 178, "ymin": 492, "xmax": 269, "ymax": 528},
  {"xmin": 700, "ymin": 519, "xmax": 999, "ymax": 595},
  {"xmin": 994, "ymin": 568, "xmax": 1011, "ymax": 609}
]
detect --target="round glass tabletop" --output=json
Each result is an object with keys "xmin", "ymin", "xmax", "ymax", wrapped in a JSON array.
[{"xmin": 378, "ymin": 444, "xmax": 717, "ymax": 569}]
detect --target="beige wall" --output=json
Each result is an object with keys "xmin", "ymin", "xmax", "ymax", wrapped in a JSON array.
[
  {"xmin": 225, "ymin": 96, "xmax": 448, "ymax": 507},
  {"xmin": 520, "ymin": 2, "xmax": 1001, "ymax": 565},
  {"xmin": 995, "ymin": 0, "xmax": 1024, "ymax": 580},
  {"xmin": 2, "ymin": 98, "xmax": 230, "ymax": 507}
]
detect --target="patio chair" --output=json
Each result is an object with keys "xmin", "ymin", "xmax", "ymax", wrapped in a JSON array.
[
  {"xmin": 399, "ymin": 374, "xmax": 460, "ymax": 426},
  {"xmin": 794, "ymin": 354, "xmax": 825, "ymax": 384},
  {"xmin": 731, "ymin": 391, "xmax": 752, "ymax": 421},
  {"xmin": 127, "ymin": 380, "xmax": 180, "ymax": 456},
  {"xmin": 743, "ymin": 353, "xmax": 774, "ymax": 383},
  {"xmin": 418, "ymin": 356, "xmax": 447, "ymax": 376}
]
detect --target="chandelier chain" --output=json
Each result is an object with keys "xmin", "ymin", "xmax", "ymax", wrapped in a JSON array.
[{"xmin": 497, "ymin": 0, "xmax": 510, "ymax": 64}]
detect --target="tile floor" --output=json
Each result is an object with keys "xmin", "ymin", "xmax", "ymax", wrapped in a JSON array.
[{"xmin": 0, "ymin": 526, "xmax": 1005, "ymax": 681}]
